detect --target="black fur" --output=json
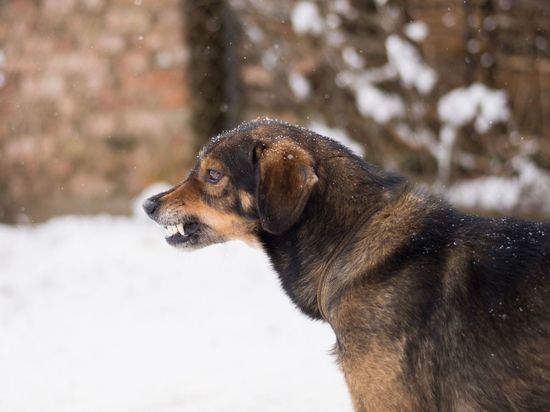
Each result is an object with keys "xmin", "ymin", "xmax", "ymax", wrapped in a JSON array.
[{"xmin": 147, "ymin": 118, "xmax": 550, "ymax": 411}]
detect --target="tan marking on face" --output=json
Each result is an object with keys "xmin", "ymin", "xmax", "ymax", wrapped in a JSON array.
[
  {"xmin": 199, "ymin": 157, "xmax": 224, "ymax": 175},
  {"xmin": 159, "ymin": 179, "xmax": 260, "ymax": 247},
  {"xmin": 239, "ymin": 190, "xmax": 254, "ymax": 212},
  {"xmin": 191, "ymin": 201, "xmax": 260, "ymax": 247}
]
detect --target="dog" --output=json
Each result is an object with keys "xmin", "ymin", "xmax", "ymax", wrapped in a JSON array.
[{"xmin": 143, "ymin": 118, "xmax": 550, "ymax": 411}]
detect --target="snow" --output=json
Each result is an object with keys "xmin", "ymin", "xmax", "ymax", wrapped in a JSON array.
[
  {"xmin": 291, "ymin": 2, "xmax": 324, "ymax": 35},
  {"xmin": 437, "ymin": 83, "xmax": 510, "ymax": 133},
  {"xmin": 385, "ymin": 35, "xmax": 437, "ymax": 94},
  {"xmin": 444, "ymin": 157, "xmax": 550, "ymax": 213},
  {"xmin": 0, "ymin": 192, "xmax": 352, "ymax": 411},
  {"xmin": 335, "ymin": 33, "xmax": 435, "ymax": 123},
  {"xmin": 434, "ymin": 125, "xmax": 457, "ymax": 182},
  {"xmin": 445, "ymin": 175, "xmax": 521, "ymax": 211},
  {"xmin": 261, "ymin": 48, "xmax": 278, "ymax": 70},
  {"xmin": 404, "ymin": 21, "xmax": 428, "ymax": 42},
  {"xmin": 342, "ymin": 46, "xmax": 365, "ymax": 69},
  {"xmin": 288, "ymin": 71, "xmax": 311, "ymax": 101},
  {"xmin": 309, "ymin": 120, "xmax": 365, "ymax": 156},
  {"xmin": 332, "ymin": 0, "xmax": 358, "ymax": 19},
  {"xmin": 325, "ymin": 13, "xmax": 341, "ymax": 29},
  {"xmin": 355, "ymin": 82, "xmax": 405, "ymax": 124},
  {"xmin": 394, "ymin": 123, "xmax": 456, "ymax": 182},
  {"xmin": 245, "ymin": 24, "xmax": 264, "ymax": 43},
  {"xmin": 327, "ymin": 30, "xmax": 346, "ymax": 47},
  {"xmin": 336, "ymin": 64, "xmax": 405, "ymax": 123}
]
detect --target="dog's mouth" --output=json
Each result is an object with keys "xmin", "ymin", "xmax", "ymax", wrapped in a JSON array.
[{"xmin": 162, "ymin": 220, "xmax": 203, "ymax": 247}]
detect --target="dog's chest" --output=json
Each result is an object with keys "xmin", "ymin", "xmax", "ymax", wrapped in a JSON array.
[{"xmin": 335, "ymin": 336, "xmax": 419, "ymax": 412}]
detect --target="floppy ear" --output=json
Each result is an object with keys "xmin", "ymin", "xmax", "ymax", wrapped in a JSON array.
[{"xmin": 255, "ymin": 138, "xmax": 318, "ymax": 235}]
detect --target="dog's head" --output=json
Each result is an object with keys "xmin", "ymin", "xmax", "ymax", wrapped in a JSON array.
[{"xmin": 143, "ymin": 120, "xmax": 319, "ymax": 249}]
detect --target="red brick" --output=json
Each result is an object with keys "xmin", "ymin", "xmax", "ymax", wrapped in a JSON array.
[
  {"xmin": 106, "ymin": 7, "xmax": 150, "ymax": 34},
  {"xmin": 0, "ymin": 0, "xmax": 193, "ymax": 221}
]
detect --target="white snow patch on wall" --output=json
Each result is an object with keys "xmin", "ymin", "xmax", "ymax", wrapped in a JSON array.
[
  {"xmin": 327, "ymin": 30, "xmax": 346, "ymax": 47},
  {"xmin": 309, "ymin": 120, "xmax": 365, "ymax": 156},
  {"xmin": 385, "ymin": 35, "xmax": 437, "ymax": 94},
  {"xmin": 326, "ymin": 13, "xmax": 341, "ymax": 29},
  {"xmin": 335, "ymin": 71, "xmax": 404, "ymax": 123},
  {"xmin": 342, "ymin": 46, "xmax": 365, "ymax": 69},
  {"xmin": 434, "ymin": 125, "xmax": 457, "ymax": 182},
  {"xmin": 394, "ymin": 123, "xmax": 434, "ymax": 150},
  {"xmin": 437, "ymin": 83, "xmax": 510, "ymax": 133},
  {"xmin": 395, "ymin": 123, "xmax": 456, "ymax": 182},
  {"xmin": 444, "ymin": 157, "xmax": 550, "ymax": 213},
  {"xmin": 261, "ymin": 48, "xmax": 279, "ymax": 70},
  {"xmin": 245, "ymin": 24, "xmax": 264, "ymax": 43},
  {"xmin": 288, "ymin": 71, "xmax": 311, "ymax": 101},
  {"xmin": 291, "ymin": 1, "xmax": 324, "ymax": 35},
  {"xmin": 445, "ymin": 176, "xmax": 521, "ymax": 211},
  {"xmin": 333, "ymin": 0, "xmax": 358, "ymax": 19},
  {"xmin": 355, "ymin": 82, "xmax": 405, "ymax": 124},
  {"xmin": 404, "ymin": 21, "xmax": 428, "ymax": 42}
]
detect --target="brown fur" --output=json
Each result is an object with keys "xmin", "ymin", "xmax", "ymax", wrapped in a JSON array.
[
  {"xmin": 144, "ymin": 118, "xmax": 550, "ymax": 411},
  {"xmin": 152, "ymin": 169, "xmax": 259, "ymax": 247}
]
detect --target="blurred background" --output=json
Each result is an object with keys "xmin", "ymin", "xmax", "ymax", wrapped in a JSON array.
[
  {"xmin": 0, "ymin": 0, "xmax": 549, "ymax": 411},
  {"xmin": 0, "ymin": 0, "xmax": 549, "ymax": 223}
]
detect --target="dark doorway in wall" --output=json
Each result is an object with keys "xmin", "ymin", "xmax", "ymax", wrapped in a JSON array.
[{"xmin": 183, "ymin": 0, "xmax": 241, "ymax": 146}]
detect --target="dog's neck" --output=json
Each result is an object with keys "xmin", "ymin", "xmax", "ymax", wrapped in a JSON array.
[{"xmin": 258, "ymin": 156, "xmax": 411, "ymax": 319}]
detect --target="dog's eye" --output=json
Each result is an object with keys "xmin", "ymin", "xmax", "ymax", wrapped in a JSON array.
[{"xmin": 206, "ymin": 169, "xmax": 223, "ymax": 184}]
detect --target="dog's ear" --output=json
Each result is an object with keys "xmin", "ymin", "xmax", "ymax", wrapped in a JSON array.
[{"xmin": 255, "ymin": 138, "xmax": 318, "ymax": 235}]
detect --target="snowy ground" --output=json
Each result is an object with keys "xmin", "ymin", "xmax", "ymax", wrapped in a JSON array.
[{"xmin": 0, "ymin": 193, "xmax": 352, "ymax": 411}]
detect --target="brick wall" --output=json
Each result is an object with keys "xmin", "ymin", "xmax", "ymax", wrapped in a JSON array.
[
  {"xmin": 0, "ymin": 0, "xmax": 193, "ymax": 222},
  {"xmin": 1, "ymin": 0, "xmax": 549, "ymax": 221}
]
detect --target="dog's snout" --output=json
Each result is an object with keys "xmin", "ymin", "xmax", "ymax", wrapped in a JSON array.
[{"xmin": 142, "ymin": 197, "xmax": 160, "ymax": 218}]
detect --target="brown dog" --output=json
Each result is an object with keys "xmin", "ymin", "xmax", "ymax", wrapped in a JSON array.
[{"xmin": 144, "ymin": 118, "xmax": 550, "ymax": 411}]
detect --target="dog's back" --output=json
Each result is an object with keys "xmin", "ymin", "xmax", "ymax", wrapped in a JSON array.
[
  {"xmin": 438, "ymin": 214, "xmax": 550, "ymax": 411},
  {"xmin": 335, "ymin": 202, "xmax": 550, "ymax": 411}
]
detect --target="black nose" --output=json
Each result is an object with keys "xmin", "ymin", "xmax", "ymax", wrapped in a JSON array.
[{"xmin": 142, "ymin": 197, "xmax": 159, "ymax": 217}]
